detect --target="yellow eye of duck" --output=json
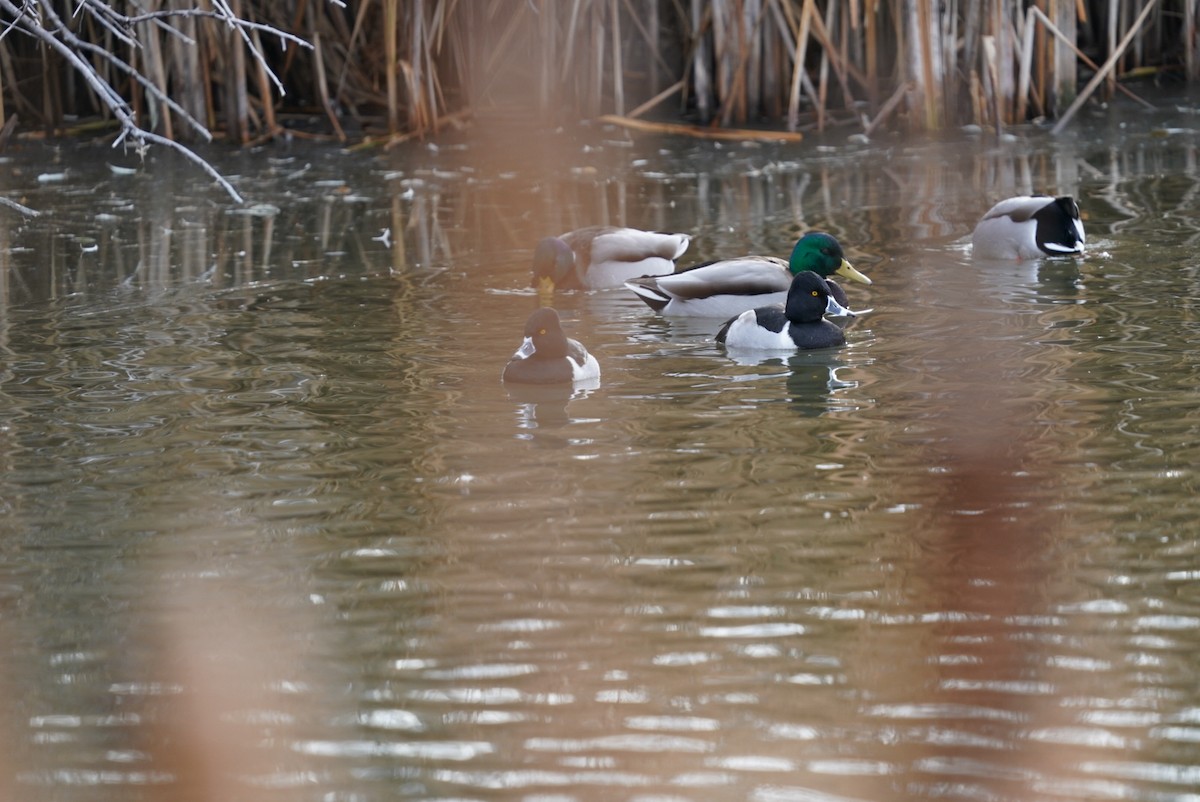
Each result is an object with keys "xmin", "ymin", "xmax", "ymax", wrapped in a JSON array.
[
  {"xmin": 538, "ymin": 328, "xmax": 547, "ymax": 335},
  {"xmin": 810, "ymin": 290, "xmax": 820, "ymax": 297}
]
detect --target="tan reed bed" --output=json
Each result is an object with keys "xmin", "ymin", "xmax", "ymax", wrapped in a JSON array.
[{"xmin": 0, "ymin": 1, "xmax": 1189, "ymax": 201}]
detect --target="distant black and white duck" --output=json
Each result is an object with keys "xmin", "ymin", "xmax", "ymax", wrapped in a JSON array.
[
  {"xmin": 715, "ymin": 271, "xmax": 847, "ymax": 351},
  {"xmin": 531, "ymin": 226, "xmax": 691, "ymax": 293},
  {"xmin": 624, "ymin": 231, "xmax": 870, "ymax": 318},
  {"xmin": 971, "ymin": 195, "xmax": 1085, "ymax": 260},
  {"xmin": 502, "ymin": 307, "xmax": 600, "ymax": 385}
]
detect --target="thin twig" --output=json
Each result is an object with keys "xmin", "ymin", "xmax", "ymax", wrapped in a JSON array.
[
  {"xmin": 0, "ymin": 195, "xmax": 40, "ymax": 217},
  {"xmin": 131, "ymin": 130, "xmax": 244, "ymax": 203},
  {"xmin": 123, "ymin": 9, "xmax": 313, "ymax": 51},
  {"xmin": 210, "ymin": 0, "xmax": 288, "ymax": 95}
]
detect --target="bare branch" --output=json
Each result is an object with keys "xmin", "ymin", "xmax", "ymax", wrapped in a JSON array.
[
  {"xmin": 0, "ymin": 0, "xmax": 338, "ymax": 204},
  {"xmin": 36, "ymin": 2, "xmax": 212, "ymax": 140},
  {"xmin": 209, "ymin": 0, "xmax": 288, "ymax": 96},
  {"xmin": 128, "ymin": 131, "xmax": 244, "ymax": 204},
  {"xmin": 119, "ymin": 8, "xmax": 313, "ymax": 52}
]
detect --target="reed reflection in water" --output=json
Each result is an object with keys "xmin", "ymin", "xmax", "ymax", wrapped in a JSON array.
[{"xmin": 2, "ymin": 101, "xmax": 1200, "ymax": 801}]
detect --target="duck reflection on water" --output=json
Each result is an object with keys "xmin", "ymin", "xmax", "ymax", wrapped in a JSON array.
[{"xmin": 506, "ymin": 380, "xmax": 600, "ymax": 434}]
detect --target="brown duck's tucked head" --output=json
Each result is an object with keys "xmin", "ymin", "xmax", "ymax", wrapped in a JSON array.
[{"xmin": 531, "ymin": 237, "xmax": 576, "ymax": 295}]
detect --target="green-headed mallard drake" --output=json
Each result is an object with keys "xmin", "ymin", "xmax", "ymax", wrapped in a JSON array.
[
  {"xmin": 502, "ymin": 307, "xmax": 600, "ymax": 385},
  {"xmin": 531, "ymin": 226, "xmax": 691, "ymax": 294},
  {"xmin": 716, "ymin": 272, "xmax": 847, "ymax": 351},
  {"xmin": 624, "ymin": 231, "xmax": 870, "ymax": 318},
  {"xmin": 971, "ymin": 195, "xmax": 1085, "ymax": 260}
]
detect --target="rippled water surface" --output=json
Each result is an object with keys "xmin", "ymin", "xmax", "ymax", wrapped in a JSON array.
[{"xmin": 4, "ymin": 96, "xmax": 1200, "ymax": 801}]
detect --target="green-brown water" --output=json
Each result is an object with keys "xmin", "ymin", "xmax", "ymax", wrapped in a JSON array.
[{"xmin": 2, "ymin": 98, "xmax": 1200, "ymax": 801}]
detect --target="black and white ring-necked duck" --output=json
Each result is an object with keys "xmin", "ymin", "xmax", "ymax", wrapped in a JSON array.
[
  {"xmin": 502, "ymin": 307, "xmax": 600, "ymax": 385},
  {"xmin": 716, "ymin": 271, "xmax": 847, "ymax": 352}
]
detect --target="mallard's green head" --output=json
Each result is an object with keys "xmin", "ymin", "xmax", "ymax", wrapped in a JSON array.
[
  {"xmin": 531, "ymin": 237, "xmax": 576, "ymax": 296},
  {"xmin": 788, "ymin": 232, "xmax": 871, "ymax": 285}
]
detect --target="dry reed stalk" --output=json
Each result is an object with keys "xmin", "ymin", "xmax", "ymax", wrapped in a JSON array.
[
  {"xmin": 331, "ymin": 0, "xmax": 369, "ymax": 105},
  {"xmin": 1189, "ymin": 0, "xmax": 1200, "ymax": 81},
  {"xmin": 378, "ymin": 108, "xmax": 470, "ymax": 149},
  {"xmin": 441, "ymin": 5, "xmax": 472, "ymax": 113},
  {"xmin": 760, "ymin": 0, "xmax": 776, "ymax": 118},
  {"xmin": 863, "ymin": 79, "xmax": 910, "ymax": 134},
  {"xmin": 423, "ymin": 4, "xmax": 447, "ymax": 134},
  {"xmin": 249, "ymin": 28, "xmax": 280, "ymax": 138},
  {"xmin": 225, "ymin": 0, "xmax": 249, "ymax": 143},
  {"xmin": 0, "ymin": 114, "xmax": 15, "ymax": 151},
  {"xmin": 962, "ymin": 0, "xmax": 981, "ymax": 101},
  {"xmin": 969, "ymin": 68, "xmax": 984, "ymax": 126},
  {"xmin": 786, "ymin": 0, "xmax": 815, "ymax": 131},
  {"xmin": 625, "ymin": 79, "xmax": 685, "ymax": 119},
  {"xmin": 477, "ymin": 3, "xmax": 528, "ymax": 107},
  {"xmin": 609, "ymin": 0, "xmax": 624, "ymax": 115},
  {"xmin": 311, "ymin": 32, "xmax": 345, "ymax": 141},
  {"xmin": 40, "ymin": 31, "xmax": 59, "ymax": 129},
  {"xmin": 994, "ymin": 0, "xmax": 1015, "ymax": 126},
  {"xmin": 1049, "ymin": 0, "xmax": 1076, "ymax": 117},
  {"xmin": 1051, "ymin": 0, "xmax": 1159, "ymax": 134},
  {"xmin": 691, "ymin": 0, "xmax": 713, "ymax": 121},
  {"xmin": 747, "ymin": 0, "xmax": 765, "ymax": 124},
  {"xmin": 816, "ymin": 1, "xmax": 832, "ymax": 128},
  {"xmin": 712, "ymin": 0, "xmax": 749, "ymax": 126},
  {"xmin": 1016, "ymin": 5, "xmax": 1035, "ymax": 122},
  {"xmin": 1131, "ymin": 0, "xmax": 1146, "ymax": 67},
  {"xmin": 278, "ymin": 0, "xmax": 308, "ymax": 82},
  {"xmin": 981, "ymin": 32, "xmax": 999, "ymax": 130},
  {"xmin": 762, "ymin": 0, "xmax": 783, "ymax": 116},
  {"xmin": 621, "ymin": 0, "xmax": 677, "ymax": 99},
  {"xmin": 864, "ymin": 0, "xmax": 879, "ymax": 105},
  {"xmin": 806, "ymin": 0, "xmax": 859, "ymax": 124},
  {"xmin": 597, "ymin": 112, "xmax": 803, "ymax": 141},
  {"xmin": 904, "ymin": 0, "xmax": 944, "ymax": 130},
  {"xmin": 0, "ymin": 42, "xmax": 28, "ymax": 124},
  {"xmin": 198, "ymin": 16, "xmax": 217, "ymax": 132},
  {"xmin": 591, "ymin": 1, "xmax": 606, "ymax": 117},
  {"xmin": 647, "ymin": 0, "xmax": 660, "ymax": 94},
  {"xmin": 538, "ymin": 0, "xmax": 557, "ymax": 112},
  {"xmin": 943, "ymin": 0, "xmax": 959, "ymax": 122},
  {"xmin": 385, "ymin": 0, "xmax": 400, "ymax": 133},
  {"xmin": 1106, "ymin": 0, "xmax": 1119, "ymax": 95},
  {"xmin": 1028, "ymin": 5, "xmax": 1154, "ymax": 109},
  {"xmin": 409, "ymin": 0, "xmax": 429, "ymax": 132},
  {"xmin": 924, "ymin": 0, "xmax": 945, "ymax": 130},
  {"xmin": 0, "ymin": 229, "xmax": 8, "ymax": 317},
  {"xmin": 560, "ymin": 0, "xmax": 583, "ymax": 108},
  {"xmin": 169, "ymin": 0, "xmax": 206, "ymax": 138}
]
